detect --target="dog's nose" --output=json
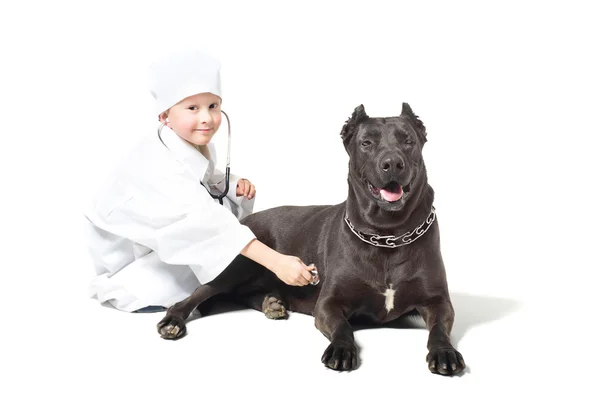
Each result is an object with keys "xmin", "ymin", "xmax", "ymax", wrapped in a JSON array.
[{"xmin": 381, "ymin": 156, "xmax": 405, "ymax": 172}]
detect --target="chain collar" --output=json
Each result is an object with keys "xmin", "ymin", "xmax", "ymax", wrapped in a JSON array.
[{"xmin": 344, "ymin": 206, "xmax": 436, "ymax": 248}]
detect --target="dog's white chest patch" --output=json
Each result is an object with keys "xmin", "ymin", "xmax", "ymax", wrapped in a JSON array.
[{"xmin": 383, "ymin": 285, "xmax": 396, "ymax": 313}]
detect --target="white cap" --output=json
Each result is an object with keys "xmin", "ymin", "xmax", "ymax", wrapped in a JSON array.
[{"xmin": 148, "ymin": 50, "xmax": 222, "ymax": 116}]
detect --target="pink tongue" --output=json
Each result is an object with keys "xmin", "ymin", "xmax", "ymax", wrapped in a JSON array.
[{"xmin": 380, "ymin": 187, "xmax": 403, "ymax": 202}]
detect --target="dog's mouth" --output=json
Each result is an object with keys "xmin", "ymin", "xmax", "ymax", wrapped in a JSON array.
[{"xmin": 367, "ymin": 181, "xmax": 410, "ymax": 203}]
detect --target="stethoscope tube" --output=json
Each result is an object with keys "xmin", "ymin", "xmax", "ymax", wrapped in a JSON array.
[{"xmin": 157, "ymin": 110, "xmax": 231, "ymax": 205}]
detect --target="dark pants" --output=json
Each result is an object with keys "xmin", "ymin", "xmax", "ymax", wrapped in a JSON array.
[{"xmin": 134, "ymin": 305, "xmax": 166, "ymax": 313}]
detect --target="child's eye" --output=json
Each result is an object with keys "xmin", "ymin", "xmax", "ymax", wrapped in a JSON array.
[
  {"xmin": 188, "ymin": 106, "xmax": 198, "ymax": 111},
  {"xmin": 209, "ymin": 103, "xmax": 219, "ymax": 109}
]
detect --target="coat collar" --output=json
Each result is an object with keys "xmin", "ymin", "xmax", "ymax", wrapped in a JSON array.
[{"xmin": 157, "ymin": 125, "xmax": 215, "ymax": 184}]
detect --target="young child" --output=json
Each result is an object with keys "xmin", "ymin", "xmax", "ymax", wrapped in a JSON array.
[{"xmin": 84, "ymin": 50, "xmax": 315, "ymax": 313}]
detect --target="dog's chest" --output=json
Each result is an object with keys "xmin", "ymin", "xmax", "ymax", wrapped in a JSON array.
[
  {"xmin": 382, "ymin": 284, "xmax": 396, "ymax": 313},
  {"xmin": 353, "ymin": 281, "xmax": 411, "ymax": 323},
  {"xmin": 364, "ymin": 264, "xmax": 417, "ymax": 321},
  {"xmin": 344, "ymin": 245, "xmax": 424, "ymax": 321},
  {"xmin": 376, "ymin": 281, "xmax": 418, "ymax": 322}
]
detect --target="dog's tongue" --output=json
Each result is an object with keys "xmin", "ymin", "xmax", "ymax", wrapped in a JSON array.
[{"xmin": 380, "ymin": 184, "xmax": 403, "ymax": 202}]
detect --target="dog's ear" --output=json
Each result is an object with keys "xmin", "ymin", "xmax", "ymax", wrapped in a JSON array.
[
  {"xmin": 341, "ymin": 104, "xmax": 368, "ymax": 145},
  {"xmin": 401, "ymin": 102, "xmax": 427, "ymax": 142}
]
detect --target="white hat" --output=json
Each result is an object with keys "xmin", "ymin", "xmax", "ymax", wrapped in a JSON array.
[{"xmin": 148, "ymin": 50, "xmax": 222, "ymax": 116}]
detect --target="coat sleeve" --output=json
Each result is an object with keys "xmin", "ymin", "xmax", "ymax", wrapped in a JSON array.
[
  {"xmin": 226, "ymin": 171, "xmax": 255, "ymax": 220},
  {"xmin": 105, "ymin": 171, "xmax": 257, "ymax": 284},
  {"xmin": 208, "ymin": 167, "xmax": 255, "ymax": 220},
  {"xmin": 205, "ymin": 144, "xmax": 254, "ymax": 219}
]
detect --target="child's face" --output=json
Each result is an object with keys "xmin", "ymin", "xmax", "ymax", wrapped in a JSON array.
[{"xmin": 161, "ymin": 93, "xmax": 222, "ymax": 146}]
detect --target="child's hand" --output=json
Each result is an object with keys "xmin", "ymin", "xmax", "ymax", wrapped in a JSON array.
[
  {"xmin": 236, "ymin": 178, "xmax": 256, "ymax": 199},
  {"xmin": 272, "ymin": 255, "xmax": 316, "ymax": 287}
]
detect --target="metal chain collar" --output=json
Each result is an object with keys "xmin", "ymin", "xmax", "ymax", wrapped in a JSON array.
[{"xmin": 344, "ymin": 206, "xmax": 436, "ymax": 248}]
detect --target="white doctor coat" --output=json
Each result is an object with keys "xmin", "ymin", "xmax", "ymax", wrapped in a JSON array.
[{"xmin": 84, "ymin": 126, "xmax": 256, "ymax": 312}]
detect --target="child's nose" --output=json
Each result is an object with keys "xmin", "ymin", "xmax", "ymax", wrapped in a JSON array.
[{"xmin": 198, "ymin": 108, "xmax": 213, "ymax": 124}]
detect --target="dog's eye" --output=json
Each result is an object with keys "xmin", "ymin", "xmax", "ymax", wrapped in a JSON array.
[
  {"xmin": 405, "ymin": 139, "xmax": 413, "ymax": 145},
  {"xmin": 361, "ymin": 141, "xmax": 372, "ymax": 147}
]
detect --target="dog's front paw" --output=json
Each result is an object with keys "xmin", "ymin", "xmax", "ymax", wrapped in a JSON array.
[
  {"xmin": 321, "ymin": 341, "xmax": 358, "ymax": 371},
  {"xmin": 426, "ymin": 347, "xmax": 465, "ymax": 376},
  {"xmin": 157, "ymin": 315, "xmax": 186, "ymax": 340}
]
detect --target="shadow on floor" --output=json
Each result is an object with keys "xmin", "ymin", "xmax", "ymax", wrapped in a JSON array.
[{"xmin": 352, "ymin": 292, "xmax": 523, "ymax": 344}]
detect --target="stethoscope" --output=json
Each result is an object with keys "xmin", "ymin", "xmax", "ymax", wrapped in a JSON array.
[{"xmin": 157, "ymin": 110, "xmax": 231, "ymax": 205}]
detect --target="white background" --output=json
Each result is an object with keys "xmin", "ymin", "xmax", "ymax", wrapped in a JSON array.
[{"xmin": 1, "ymin": 0, "xmax": 598, "ymax": 396}]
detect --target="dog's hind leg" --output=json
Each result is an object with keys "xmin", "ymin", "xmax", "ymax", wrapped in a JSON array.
[
  {"xmin": 157, "ymin": 284, "xmax": 222, "ymax": 340},
  {"xmin": 157, "ymin": 255, "xmax": 263, "ymax": 340},
  {"xmin": 238, "ymin": 292, "xmax": 289, "ymax": 320}
]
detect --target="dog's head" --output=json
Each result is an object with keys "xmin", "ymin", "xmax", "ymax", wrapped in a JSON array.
[{"xmin": 340, "ymin": 103, "xmax": 428, "ymax": 211}]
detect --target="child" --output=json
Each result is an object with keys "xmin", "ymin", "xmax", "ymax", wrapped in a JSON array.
[{"xmin": 84, "ymin": 50, "xmax": 315, "ymax": 313}]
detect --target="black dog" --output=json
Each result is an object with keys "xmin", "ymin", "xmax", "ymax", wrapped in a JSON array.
[{"xmin": 157, "ymin": 103, "xmax": 465, "ymax": 376}]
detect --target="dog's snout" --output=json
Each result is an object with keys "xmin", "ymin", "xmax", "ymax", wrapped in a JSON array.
[{"xmin": 381, "ymin": 155, "xmax": 405, "ymax": 172}]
